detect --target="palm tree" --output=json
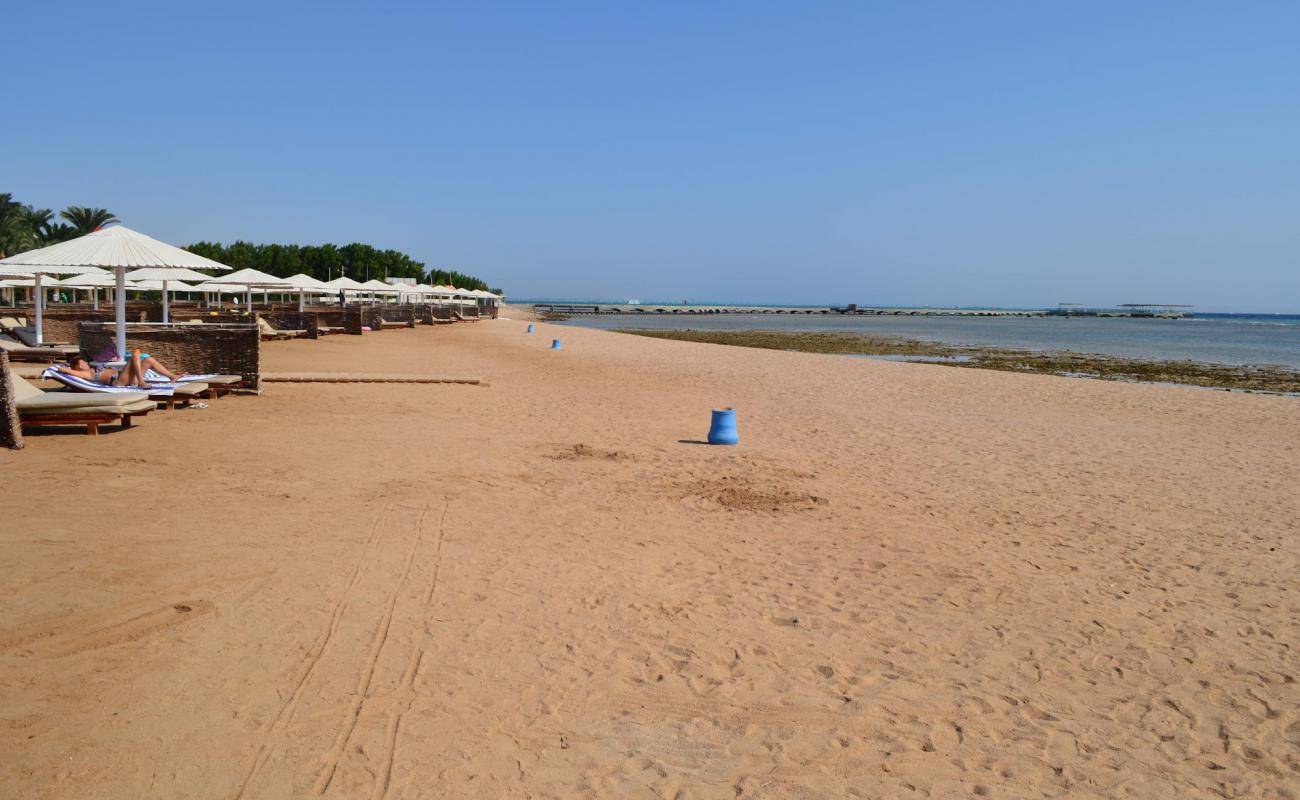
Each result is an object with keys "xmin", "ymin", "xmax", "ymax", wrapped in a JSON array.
[
  {"xmin": 23, "ymin": 208, "xmax": 73, "ymax": 243},
  {"xmin": 61, "ymin": 206, "xmax": 119, "ymax": 234},
  {"xmin": 0, "ymin": 193, "xmax": 39, "ymax": 258},
  {"xmin": 25, "ymin": 207, "xmax": 53, "ymax": 231}
]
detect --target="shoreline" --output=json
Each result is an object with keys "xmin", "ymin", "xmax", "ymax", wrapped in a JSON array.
[{"xmin": 616, "ymin": 328, "xmax": 1300, "ymax": 394}]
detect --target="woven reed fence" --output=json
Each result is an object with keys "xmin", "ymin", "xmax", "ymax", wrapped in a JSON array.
[
  {"xmin": 78, "ymin": 323, "xmax": 262, "ymax": 391},
  {"xmin": 169, "ymin": 310, "xmax": 252, "ymax": 325},
  {"xmin": 20, "ymin": 308, "xmax": 148, "ymax": 343},
  {"xmin": 366, "ymin": 306, "xmax": 416, "ymax": 329},
  {"xmin": 422, "ymin": 305, "xmax": 456, "ymax": 323},
  {"xmin": 344, "ymin": 307, "xmax": 366, "ymax": 335},
  {"xmin": 261, "ymin": 312, "xmax": 320, "ymax": 339}
]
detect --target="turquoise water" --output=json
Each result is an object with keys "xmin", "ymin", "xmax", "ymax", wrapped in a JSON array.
[{"xmin": 548, "ymin": 310, "xmax": 1300, "ymax": 368}]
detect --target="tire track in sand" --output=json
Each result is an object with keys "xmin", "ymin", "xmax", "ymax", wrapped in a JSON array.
[
  {"xmin": 312, "ymin": 502, "xmax": 443, "ymax": 796},
  {"xmin": 372, "ymin": 499, "xmax": 451, "ymax": 800},
  {"xmin": 233, "ymin": 506, "xmax": 395, "ymax": 800}
]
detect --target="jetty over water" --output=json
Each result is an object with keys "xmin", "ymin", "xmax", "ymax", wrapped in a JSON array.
[
  {"xmin": 1046, "ymin": 303, "xmax": 1193, "ymax": 318},
  {"xmin": 531, "ymin": 302, "xmax": 1195, "ymax": 319},
  {"xmin": 532, "ymin": 303, "xmax": 1046, "ymax": 317}
]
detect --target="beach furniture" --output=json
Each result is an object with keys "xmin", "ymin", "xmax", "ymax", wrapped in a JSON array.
[
  {"xmin": 40, "ymin": 367, "xmax": 210, "ymax": 410},
  {"xmin": 0, "ymin": 334, "xmax": 79, "ymax": 362},
  {"xmin": 144, "ymin": 368, "xmax": 243, "ymax": 399},
  {"xmin": 257, "ymin": 317, "xmax": 305, "ymax": 340},
  {"xmin": 8, "ymin": 367, "xmax": 154, "ymax": 435},
  {"xmin": 11, "ymin": 326, "xmax": 73, "ymax": 348}
]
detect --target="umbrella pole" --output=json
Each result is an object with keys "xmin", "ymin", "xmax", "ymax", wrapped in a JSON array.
[
  {"xmin": 115, "ymin": 268, "xmax": 127, "ymax": 359},
  {"xmin": 34, "ymin": 273, "xmax": 44, "ymax": 344},
  {"xmin": 163, "ymin": 279, "xmax": 170, "ymax": 324},
  {"xmin": 246, "ymin": 291, "xmax": 252, "ymax": 315},
  {"xmin": 299, "ymin": 290, "xmax": 305, "ymax": 312}
]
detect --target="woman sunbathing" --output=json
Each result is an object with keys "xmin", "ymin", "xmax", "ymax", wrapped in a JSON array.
[{"xmin": 59, "ymin": 351, "xmax": 184, "ymax": 388}]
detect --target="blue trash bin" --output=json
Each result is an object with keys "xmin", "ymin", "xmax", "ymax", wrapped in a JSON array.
[
  {"xmin": 527, "ymin": 324, "xmax": 536, "ymax": 333},
  {"xmin": 551, "ymin": 339, "xmax": 563, "ymax": 350},
  {"xmin": 707, "ymin": 407, "xmax": 739, "ymax": 445}
]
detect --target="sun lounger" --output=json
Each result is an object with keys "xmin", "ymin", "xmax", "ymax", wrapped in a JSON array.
[
  {"xmin": 40, "ymin": 367, "xmax": 210, "ymax": 410},
  {"xmin": 143, "ymin": 368, "xmax": 244, "ymax": 399},
  {"xmin": 0, "ymin": 316, "xmax": 26, "ymax": 332},
  {"xmin": 9, "ymin": 368, "xmax": 154, "ymax": 435},
  {"xmin": 12, "ymin": 326, "xmax": 72, "ymax": 347},
  {"xmin": 257, "ymin": 318, "xmax": 306, "ymax": 340},
  {"xmin": 0, "ymin": 334, "xmax": 79, "ymax": 362}
]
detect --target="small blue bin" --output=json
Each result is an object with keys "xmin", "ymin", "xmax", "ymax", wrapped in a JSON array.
[
  {"xmin": 526, "ymin": 324, "xmax": 536, "ymax": 333},
  {"xmin": 707, "ymin": 407, "xmax": 739, "ymax": 445},
  {"xmin": 551, "ymin": 339, "xmax": 563, "ymax": 350}
]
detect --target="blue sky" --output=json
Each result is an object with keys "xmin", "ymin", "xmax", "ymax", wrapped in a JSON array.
[{"xmin": 4, "ymin": 1, "xmax": 1298, "ymax": 311}]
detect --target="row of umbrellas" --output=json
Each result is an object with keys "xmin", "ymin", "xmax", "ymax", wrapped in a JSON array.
[{"xmin": 0, "ymin": 226, "xmax": 499, "ymax": 355}]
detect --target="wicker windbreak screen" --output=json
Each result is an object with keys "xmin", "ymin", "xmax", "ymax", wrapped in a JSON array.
[{"xmin": 78, "ymin": 323, "xmax": 262, "ymax": 391}]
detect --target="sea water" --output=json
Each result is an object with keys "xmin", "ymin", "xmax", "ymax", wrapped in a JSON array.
[{"xmin": 552, "ymin": 311, "xmax": 1300, "ymax": 368}]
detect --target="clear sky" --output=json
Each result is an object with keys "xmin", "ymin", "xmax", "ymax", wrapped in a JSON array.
[{"xmin": 4, "ymin": 1, "xmax": 1297, "ymax": 311}]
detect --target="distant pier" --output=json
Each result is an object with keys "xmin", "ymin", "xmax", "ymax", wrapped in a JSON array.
[
  {"xmin": 1045, "ymin": 303, "xmax": 1193, "ymax": 318},
  {"xmin": 532, "ymin": 303, "xmax": 1047, "ymax": 317},
  {"xmin": 531, "ymin": 302, "xmax": 1194, "ymax": 319}
]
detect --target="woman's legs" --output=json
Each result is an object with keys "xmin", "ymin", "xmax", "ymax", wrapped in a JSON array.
[
  {"xmin": 123, "ymin": 351, "xmax": 148, "ymax": 387},
  {"xmin": 111, "ymin": 366, "xmax": 134, "ymax": 386},
  {"xmin": 141, "ymin": 356, "xmax": 181, "ymax": 381}
]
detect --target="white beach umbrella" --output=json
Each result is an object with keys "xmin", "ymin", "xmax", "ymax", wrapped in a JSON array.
[
  {"xmin": 321, "ymin": 276, "xmax": 367, "ymax": 291},
  {"xmin": 0, "ymin": 264, "xmax": 110, "ymax": 344},
  {"xmin": 129, "ymin": 278, "xmax": 197, "ymax": 292},
  {"xmin": 425, "ymin": 284, "xmax": 457, "ymax": 305},
  {"xmin": 129, "ymin": 279, "xmax": 198, "ymax": 312},
  {"xmin": 194, "ymin": 281, "xmax": 281, "ymax": 313},
  {"xmin": 358, "ymin": 279, "xmax": 399, "ymax": 304},
  {"xmin": 279, "ymin": 273, "xmax": 333, "ymax": 309},
  {"xmin": 204, "ymin": 269, "xmax": 293, "ymax": 313},
  {"xmin": 406, "ymin": 284, "xmax": 436, "ymax": 305},
  {"xmin": 321, "ymin": 276, "xmax": 368, "ymax": 307},
  {"xmin": 192, "ymin": 282, "xmax": 246, "ymax": 311},
  {"xmin": 195, "ymin": 282, "xmax": 250, "ymax": 294},
  {"xmin": 280, "ymin": 273, "xmax": 332, "ymax": 290},
  {"xmin": 0, "ymin": 226, "xmax": 231, "ymax": 356},
  {"xmin": 55, "ymin": 271, "xmax": 118, "ymax": 286},
  {"xmin": 57, "ymin": 271, "xmax": 139, "ymax": 310},
  {"xmin": 207, "ymin": 267, "xmax": 288, "ymax": 285},
  {"xmin": 125, "ymin": 267, "xmax": 219, "ymax": 322}
]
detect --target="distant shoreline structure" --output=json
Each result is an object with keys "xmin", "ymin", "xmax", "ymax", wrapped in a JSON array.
[{"xmin": 522, "ymin": 301, "xmax": 1197, "ymax": 319}]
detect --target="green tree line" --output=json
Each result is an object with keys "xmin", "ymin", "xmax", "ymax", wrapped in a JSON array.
[
  {"xmin": 0, "ymin": 192, "xmax": 499, "ymax": 293},
  {"xmin": 184, "ymin": 241, "xmax": 495, "ymax": 292}
]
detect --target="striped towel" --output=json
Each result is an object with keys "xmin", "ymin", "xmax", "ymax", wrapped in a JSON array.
[
  {"xmin": 42, "ymin": 367, "xmax": 176, "ymax": 396},
  {"xmin": 145, "ymin": 369, "xmax": 218, "ymax": 384}
]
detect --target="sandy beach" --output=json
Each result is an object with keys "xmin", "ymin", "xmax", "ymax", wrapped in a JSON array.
[{"xmin": 3, "ymin": 314, "xmax": 1298, "ymax": 799}]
